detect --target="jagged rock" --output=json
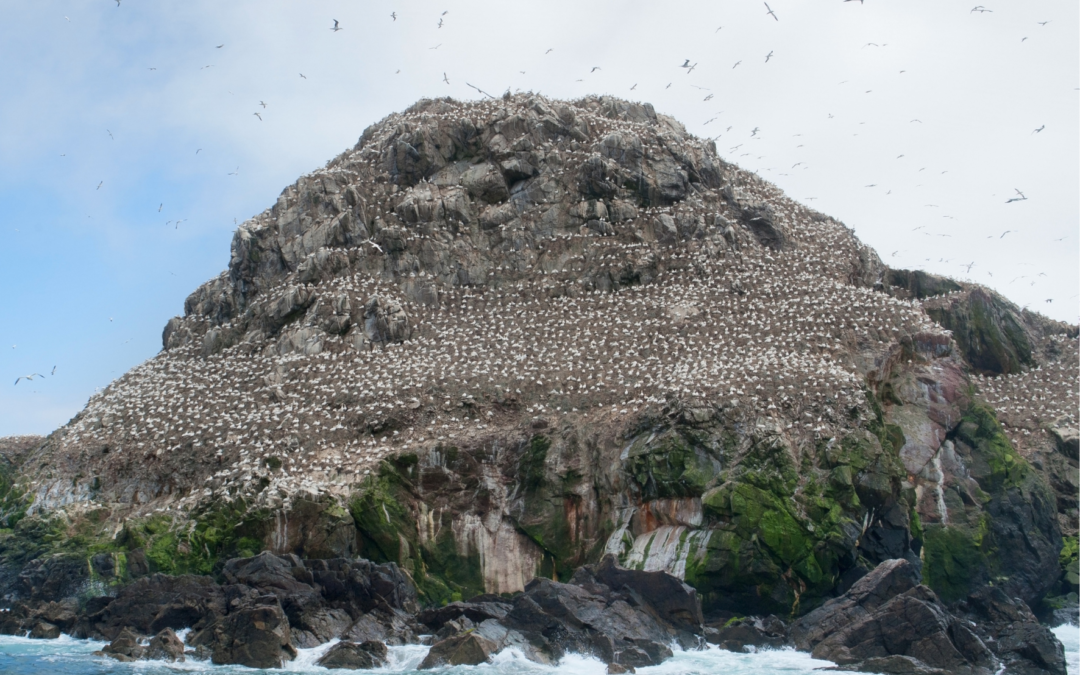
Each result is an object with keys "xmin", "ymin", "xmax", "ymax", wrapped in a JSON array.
[
  {"xmin": 73, "ymin": 573, "xmax": 226, "ymax": 641},
  {"xmin": 957, "ymin": 586, "xmax": 1067, "ymax": 675},
  {"xmin": 188, "ymin": 595, "xmax": 297, "ymax": 669},
  {"xmin": 100, "ymin": 627, "xmax": 147, "ymax": 661},
  {"xmin": 363, "ymin": 296, "xmax": 411, "ymax": 343},
  {"xmin": 1050, "ymin": 427, "xmax": 1078, "ymax": 460},
  {"xmin": 810, "ymin": 585, "xmax": 996, "ymax": 674},
  {"xmin": 316, "ymin": 640, "xmax": 388, "ymax": 669},
  {"xmin": 705, "ymin": 615, "xmax": 786, "ymax": 652},
  {"xmin": 570, "ymin": 554, "xmax": 704, "ymax": 631},
  {"xmin": 145, "ymin": 627, "xmax": 186, "ymax": 662},
  {"xmin": 28, "ymin": 620, "xmax": 60, "ymax": 639},
  {"xmin": 418, "ymin": 632, "xmax": 497, "ymax": 669},
  {"xmin": 790, "ymin": 558, "xmax": 922, "ymax": 651}
]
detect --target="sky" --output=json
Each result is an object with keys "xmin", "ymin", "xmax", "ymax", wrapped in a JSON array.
[{"xmin": 0, "ymin": 0, "xmax": 1076, "ymax": 437}]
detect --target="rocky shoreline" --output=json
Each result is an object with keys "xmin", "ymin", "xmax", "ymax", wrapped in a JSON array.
[{"xmin": 0, "ymin": 551, "xmax": 1070, "ymax": 674}]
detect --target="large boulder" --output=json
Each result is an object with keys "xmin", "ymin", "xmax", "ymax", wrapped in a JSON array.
[
  {"xmin": 316, "ymin": 640, "xmax": 388, "ymax": 669},
  {"xmin": 810, "ymin": 585, "xmax": 996, "ymax": 674},
  {"xmin": 145, "ymin": 628, "xmax": 186, "ymax": 662},
  {"xmin": 418, "ymin": 632, "xmax": 498, "ymax": 669},
  {"xmin": 789, "ymin": 558, "xmax": 922, "ymax": 651},
  {"xmin": 189, "ymin": 596, "xmax": 297, "ymax": 669}
]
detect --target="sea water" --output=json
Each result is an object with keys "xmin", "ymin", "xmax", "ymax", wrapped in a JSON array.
[{"xmin": 0, "ymin": 625, "xmax": 1076, "ymax": 675}]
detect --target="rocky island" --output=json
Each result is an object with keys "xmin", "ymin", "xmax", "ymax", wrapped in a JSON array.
[{"xmin": 0, "ymin": 94, "xmax": 1076, "ymax": 674}]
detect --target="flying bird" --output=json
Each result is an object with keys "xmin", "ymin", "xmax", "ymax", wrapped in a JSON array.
[
  {"xmin": 216, "ymin": 44, "xmax": 224, "ymax": 48},
  {"xmin": 591, "ymin": 66, "xmax": 601, "ymax": 72},
  {"xmin": 254, "ymin": 112, "xmax": 262, "ymax": 120},
  {"xmin": 733, "ymin": 61, "xmax": 741, "ymax": 68},
  {"xmin": 1005, "ymin": 189, "xmax": 1026, "ymax": 203},
  {"xmin": 680, "ymin": 59, "xmax": 691, "ymax": 68},
  {"xmin": 1000, "ymin": 230, "xmax": 1013, "ymax": 238},
  {"xmin": 764, "ymin": 2, "xmax": 778, "ymax": 20},
  {"xmin": 750, "ymin": 127, "xmax": 759, "ymax": 136},
  {"xmin": 50, "ymin": 366, "xmax": 56, "ymax": 376},
  {"xmin": 228, "ymin": 167, "xmax": 239, "ymax": 175},
  {"xmin": 158, "ymin": 203, "xmax": 163, "ymax": 212},
  {"xmin": 971, "ymin": 5, "xmax": 991, "ymax": 12},
  {"xmin": 14, "ymin": 374, "xmax": 43, "ymax": 385},
  {"xmin": 107, "ymin": 130, "xmax": 114, "ymax": 140},
  {"xmin": 96, "ymin": 181, "xmax": 103, "ymax": 190},
  {"xmin": 259, "ymin": 101, "xmax": 267, "ymax": 108},
  {"xmin": 443, "ymin": 72, "xmax": 449, "ymax": 84},
  {"xmin": 331, "ymin": 19, "xmax": 342, "ymax": 31},
  {"xmin": 391, "ymin": 12, "xmax": 396, "ymax": 20},
  {"xmin": 545, "ymin": 49, "xmax": 553, "ymax": 54},
  {"xmin": 765, "ymin": 51, "xmax": 773, "ymax": 62},
  {"xmin": 630, "ymin": 83, "xmax": 637, "ymax": 90},
  {"xmin": 1032, "ymin": 125, "xmax": 1044, "ymax": 134},
  {"xmin": 438, "ymin": 18, "xmax": 444, "ymax": 28},
  {"xmin": 299, "ymin": 73, "xmax": 306, "ymax": 79}
]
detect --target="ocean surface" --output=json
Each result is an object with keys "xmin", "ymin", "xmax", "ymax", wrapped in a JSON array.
[{"xmin": 0, "ymin": 625, "xmax": 1076, "ymax": 675}]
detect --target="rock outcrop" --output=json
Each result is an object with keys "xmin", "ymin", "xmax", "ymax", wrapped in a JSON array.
[
  {"xmin": 0, "ymin": 94, "xmax": 1074, "ymax": 669},
  {"xmin": 791, "ymin": 559, "xmax": 1068, "ymax": 675}
]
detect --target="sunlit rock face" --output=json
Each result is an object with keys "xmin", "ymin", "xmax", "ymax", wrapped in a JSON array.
[{"xmin": 7, "ymin": 94, "xmax": 1075, "ymax": 613}]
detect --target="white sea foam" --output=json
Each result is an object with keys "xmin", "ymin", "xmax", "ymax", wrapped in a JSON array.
[{"xmin": 1053, "ymin": 623, "xmax": 1078, "ymax": 675}]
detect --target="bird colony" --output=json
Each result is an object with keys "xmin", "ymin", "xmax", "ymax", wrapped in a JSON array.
[{"xmin": 25, "ymin": 94, "xmax": 1071, "ymax": 516}]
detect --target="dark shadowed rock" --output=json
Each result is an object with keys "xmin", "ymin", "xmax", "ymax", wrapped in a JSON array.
[
  {"xmin": 418, "ymin": 632, "xmax": 497, "ymax": 669},
  {"xmin": 188, "ymin": 595, "xmax": 297, "ymax": 669},
  {"xmin": 810, "ymin": 585, "xmax": 996, "ymax": 674},
  {"xmin": 145, "ymin": 628, "xmax": 186, "ymax": 662},
  {"xmin": 73, "ymin": 573, "xmax": 225, "ymax": 640},
  {"xmin": 28, "ymin": 621, "xmax": 60, "ymax": 639},
  {"xmin": 958, "ymin": 586, "xmax": 1067, "ymax": 675},
  {"xmin": 571, "ymin": 554, "xmax": 704, "ymax": 631},
  {"xmin": 705, "ymin": 615, "xmax": 786, "ymax": 652},
  {"xmin": 100, "ymin": 627, "xmax": 147, "ymax": 662},
  {"xmin": 316, "ymin": 640, "xmax": 388, "ymax": 669},
  {"xmin": 789, "ymin": 558, "xmax": 922, "ymax": 651}
]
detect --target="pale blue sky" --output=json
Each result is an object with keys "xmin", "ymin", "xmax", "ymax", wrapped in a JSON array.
[{"xmin": 1, "ymin": 0, "xmax": 1076, "ymax": 436}]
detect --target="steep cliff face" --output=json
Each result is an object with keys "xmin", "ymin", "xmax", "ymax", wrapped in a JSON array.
[{"xmin": 1, "ymin": 95, "xmax": 1075, "ymax": 618}]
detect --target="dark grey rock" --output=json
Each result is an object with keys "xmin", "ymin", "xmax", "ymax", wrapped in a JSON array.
[{"xmin": 316, "ymin": 640, "xmax": 388, "ymax": 669}]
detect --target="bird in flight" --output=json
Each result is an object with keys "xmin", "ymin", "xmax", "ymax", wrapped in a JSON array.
[
  {"xmin": 765, "ymin": 51, "xmax": 773, "ymax": 62},
  {"xmin": 299, "ymin": 73, "xmax": 307, "ymax": 79},
  {"xmin": 391, "ymin": 12, "xmax": 397, "ymax": 20},
  {"xmin": 14, "ymin": 374, "xmax": 44, "ymax": 386},
  {"xmin": 96, "ymin": 181, "xmax": 103, "ymax": 190},
  {"xmin": 1032, "ymin": 125, "xmax": 1044, "ymax": 134},
  {"xmin": 148, "ymin": 67, "xmax": 157, "ymax": 71},
  {"xmin": 196, "ymin": 148, "xmax": 202, "ymax": 154},
  {"xmin": 1000, "ymin": 230, "xmax": 1013, "ymax": 238},
  {"xmin": 764, "ymin": 2, "xmax": 778, "ymax": 20},
  {"xmin": 430, "ymin": 44, "xmax": 441, "ymax": 49},
  {"xmin": 703, "ymin": 93, "xmax": 713, "ymax": 101},
  {"xmin": 1037, "ymin": 20, "xmax": 1050, "ymax": 26},
  {"xmin": 971, "ymin": 5, "xmax": 991, "ymax": 12},
  {"xmin": 630, "ymin": 83, "xmax": 637, "ymax": 90},
  {"xmin": 443, "ymin": 72, "xmax": 450, "ymax": 84},
  {"xmin": 216, "ymin": 44, "xmax": 224, "ymax": 49},
  {"xmin": 228, "ymin": 167, "xmax": 239, "ymax": 175},
  {"xmin": 331, "ymin": 19, "xmax": 342, "ymax": 31},
  {"xmin": 591, "ymin": 66, "xmax": 601, "ymax": 72},
  {"xmin": 115, "ymin": 0, "xmax": 120, "ymax": 6},
  {"xmin": 750, "ymin": 127, "xmax": 760, "ymax": 136},
  {"xmin": 438, "ymin": 18, "xmax": 444, "ymax": 28},
  {"xmin": 733, "ymin": 61, "xmax": 742, "ymax": 69},
  {"xmin": 107, "ymin": 130, "xmax": 114, "ymax": 140},
  {"xmin": 680, "ymin": 59, "xmax": 691, "ymax": 68},
  {"xmin": 686, "ymin": 63, "xmax": 697, "ymax": 74},
  {"xmin": 158, "ymin": 203, "xmax": 163, "ymax": 212},
  {"xmin": 545, "ymin": 48, "xmax": 553, "ymax": 54},
  {"xmin": 964, "ymin": 262, "xmax": 975, "ymax": 273},
  {"xmin": 259, "ymin": 101, "xmax": 267, "ymax": 108},
  {"xmin": 1005, "ymin": 189, "xmax": 1027, "ymax": 203},
  {"xmin": 50, "ymin": 366, "xmax": 56, "ymax": 376},
  {"xmin": 254, "ymin": 112, "xmax": 262, "ymax": 120}
]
